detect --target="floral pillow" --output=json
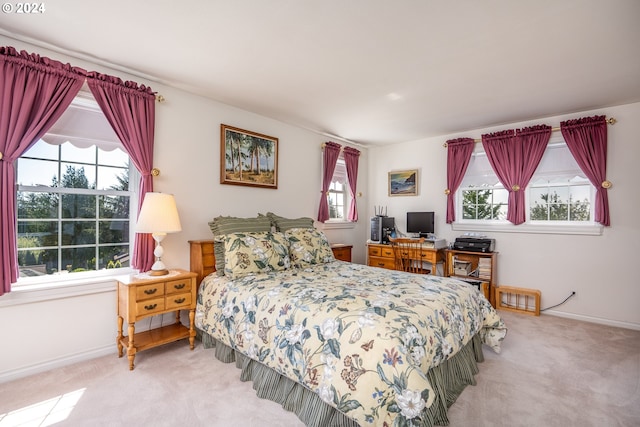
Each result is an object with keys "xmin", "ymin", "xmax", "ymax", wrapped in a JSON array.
[
  {"xmin": 224, "ymin": 231, "xmax": 290, "ymax": 278},
  {"xmin": 285, "ymin": 228, "xmax": 335, "ymax": 268},
  {"xmin": 209, "ymin": 216, "xmax": 273, "ymax": 276}
]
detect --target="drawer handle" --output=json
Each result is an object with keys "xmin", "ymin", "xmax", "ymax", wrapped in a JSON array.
[
  {"xmin": 144, "ymin": 303, "xmax": 157, "ymax": 310},
  {"xmin": 144, "ymin": 289, "xmax": 157, "ymax": 295},
  {"xmin": 377, "ymin": 263, "xmax": 385, "ymax": 266},
  {"xmin": 174, "ymin": 283, "xmax": 186, "ymax": 290},
  {"xmin": 174, "ymin": 298, "xmax": 186, "ymax": 304}
]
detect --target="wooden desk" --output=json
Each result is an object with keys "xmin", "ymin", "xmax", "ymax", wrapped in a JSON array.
[{"xmin": 367, "ymin": 242, "xmax": 445, "ymax": 275}]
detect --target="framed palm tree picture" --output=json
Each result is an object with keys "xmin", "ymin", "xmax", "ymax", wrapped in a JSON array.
[{"xmin": 220, "ymin": 124, "xmax": 278, "ymax": 189}]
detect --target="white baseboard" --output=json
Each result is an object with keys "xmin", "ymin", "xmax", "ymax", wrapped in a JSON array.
[
  {"xmin": 0, "ymin": 345, "xmax": 116, "ymax": 384},
  {"xmin": 545, "ymin": 310, "xmax": 640, "ymax": 331}
]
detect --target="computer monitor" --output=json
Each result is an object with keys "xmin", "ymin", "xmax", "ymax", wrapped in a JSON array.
[{"xmin": 406, "ymin": 211, "xmax": 434, "ymax": 238}]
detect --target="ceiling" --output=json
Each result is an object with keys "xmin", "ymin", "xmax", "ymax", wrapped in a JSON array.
[{"xmin": 1, "ymin": 0, "xmax": 639, "ymax": 147}]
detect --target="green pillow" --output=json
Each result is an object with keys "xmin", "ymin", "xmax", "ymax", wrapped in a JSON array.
[{"xmin": 265, "ymin": 212, "xmax": 314, "ymax": 231}]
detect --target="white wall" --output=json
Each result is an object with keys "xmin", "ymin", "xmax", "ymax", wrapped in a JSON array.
[
  {"xmin": 0, "ymin": 36, "xmax": 369, "ymax": 382},
  {"xmin": 367, "ymin": 102, "xmax": 640, "ymax": 329}
]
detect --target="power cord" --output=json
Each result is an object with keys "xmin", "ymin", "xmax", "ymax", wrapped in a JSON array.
[{"xmin": 541, "ymin": 291, "xmax": 576, "ymax": 312}]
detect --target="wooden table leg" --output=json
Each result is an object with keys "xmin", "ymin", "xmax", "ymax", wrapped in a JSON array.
[
  {"xmin": 127, "ymin": 323, "xmax": 136, "ymax": 370},
  {"xmin": 188, "ymin": 309, "xmax": 195, "ymax": 350},
  {"xmin": 117, "ymin": 316, "xmax": 124, "ymax": 357}
]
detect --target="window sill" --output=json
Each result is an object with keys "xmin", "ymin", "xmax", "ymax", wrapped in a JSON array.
[
  {"xmin": 318, "ymin": 220, "xmax": 357, "ymax": 230},
  {"xmin": 451, "ymin": 221, "xmax": 603, "ymax": 236},
  {"xmin": 0, "ymin": 268, "xmax": 137, "ymax": 308}
]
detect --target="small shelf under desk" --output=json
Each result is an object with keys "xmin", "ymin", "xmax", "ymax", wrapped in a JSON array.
[{"xmin": 444, "ymin": 249, "xmax": 498, "ymax": 307}]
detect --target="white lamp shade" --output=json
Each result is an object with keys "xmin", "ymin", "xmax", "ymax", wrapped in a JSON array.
[{"xmin": 136, "ymin": 192, "xmax": 182, "ymax": 234}]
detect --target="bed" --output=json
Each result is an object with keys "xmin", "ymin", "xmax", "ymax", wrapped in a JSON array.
[{"xmin": 189, "ymin": 220, "xmax": 506, "ymax": 427}]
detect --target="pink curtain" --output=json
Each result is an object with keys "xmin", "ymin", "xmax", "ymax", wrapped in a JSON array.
[
  {"xmin": 482, "ymin": 125, "xmax": 551, "ymax": 225},
  {"xmin": 87, "ymin": 73, "xmax": 157, "ymax": 271},
  {"xmin": 0, "ymin": 47, "xmax": 85, "ymax": 295},
  {"xmin": 343, "ymin": 146, "xmax": 360, "ymax": 221},
  {"xmin": 560, "ymin": 115, "xmax": 610, "ymax": 226},
  {"xmin": 445, "ymin": 138, "xmax": 475, "ymax": 223},
  {"xmin": 317, "ymin": 142, "xmax": 341, "ymax": 222}
]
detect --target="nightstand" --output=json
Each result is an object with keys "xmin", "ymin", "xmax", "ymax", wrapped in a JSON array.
[
  {"xmin": 331, "ymin": 244, "xmax": 353, "ymax": 262},
  {"xmin": 116, "ymin": 269, "xmax": 197, "ymax": 370}
]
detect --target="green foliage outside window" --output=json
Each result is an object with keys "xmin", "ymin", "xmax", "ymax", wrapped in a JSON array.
[
  {"xmin": 530, "ymin": 190, "xmax": 590, "ymax": 221},
  {"xmin": 462, "ymin": 189, "xmax": 504, "ymax": 220},
  {"xmin": 18, "ymin": 162, "xmax": 130, "ymax": 276}
]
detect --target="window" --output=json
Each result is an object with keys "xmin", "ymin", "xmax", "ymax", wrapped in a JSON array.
[
  {"xmin": 455, "ymin": 135, "xmax": 597, "ymax": 233},
  {"xmin": 527, "ymin": 142, "xmax": 593, "ymax": 223},
  {"xmin": 15, "ymin": 93, "xmax": 136, "ymax": 281},
  {"xmin": 327, "ymin": 158, "xmax": 350, "ymax": 221},
  {"xmin": 462, "ymin": 186, "xmax": 508, "ymax": 220}
]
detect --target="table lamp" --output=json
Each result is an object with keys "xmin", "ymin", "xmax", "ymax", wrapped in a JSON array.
[{"xmin": 136, "ymin": 192, "xmax": 182, "ymax": 276}]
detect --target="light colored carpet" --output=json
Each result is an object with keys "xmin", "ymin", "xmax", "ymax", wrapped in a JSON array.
[{"xmin": 1, "ymin": 310, "xmax": 639, "ymax": 426}]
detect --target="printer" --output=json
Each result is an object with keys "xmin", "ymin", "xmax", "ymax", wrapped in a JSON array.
[{"xmin": 453, "ymin": 237, "xmax": 495, "ymax": 253}]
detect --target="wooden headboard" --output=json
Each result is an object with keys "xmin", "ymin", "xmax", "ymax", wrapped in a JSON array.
[{"xmin": 189, "ymin": 239, "xmax": 216, "ymax": 286}]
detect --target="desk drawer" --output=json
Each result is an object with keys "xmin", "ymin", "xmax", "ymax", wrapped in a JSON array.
[
  {"xmin": 379, "ymin": 246, "xmax": 394, "ymax": 258},
  {"xmin": 418, "ymin": 250, "xmax": 437, "ymax": 263},
  {"xmin": 368, "ymin": 256, "xmax": 395, "ymax": 270}
]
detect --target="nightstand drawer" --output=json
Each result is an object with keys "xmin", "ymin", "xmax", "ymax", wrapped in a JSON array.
[
  {"xmin": 136, "ymin": 297, "xmax": 165, "ymax": 315},
  {"xmin": 136, "ymin": 283, "xmax": 165, "ymax": 300},
  {"xmin": 166, "ymin": 278, "xmax": 192, "ymax": 294},
  {"xmin": 166, "ymin": 292, "xmax": 192, "ymax": 310},
  {"xmin": 331, "ymin": 244, "xmax": 352, "ymax": 262}
]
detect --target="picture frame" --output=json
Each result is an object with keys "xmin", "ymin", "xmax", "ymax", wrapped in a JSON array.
[
  {"xmin": 220, "ymin": 124, "xmax": 278, "ymax": 189},
  {"xmin": 388, "ymin": 169, "xmax": 418, "ymax": 196}
]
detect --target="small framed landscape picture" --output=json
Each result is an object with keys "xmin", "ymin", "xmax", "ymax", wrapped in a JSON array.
[
  {"xmin": 388, "ymin": 169, "xmax": 418, "ymax": 196},
  {"xmin": 220, "ymin": 124, "xmax": 278, "ymax": 189}
]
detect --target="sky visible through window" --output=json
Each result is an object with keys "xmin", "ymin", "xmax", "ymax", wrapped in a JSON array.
[{"xmin": 18, "ymin": 141, "xmax": 128, "ymax": 190}]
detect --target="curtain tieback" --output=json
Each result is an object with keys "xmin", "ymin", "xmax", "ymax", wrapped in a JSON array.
[
  {"xmin": 601, "ymin": 180, "xmax": 612, "ymax": 189},
  {"xmin": 151, "ymin": 168, "xmax": 160, "ymax": 177},
  {"xmin": 511, "ymin": 184, "xmax": 521, "ymax": 191},
  {"xmin": 444, "ymin": 188, "xmax": 451, "ymax": 195}
]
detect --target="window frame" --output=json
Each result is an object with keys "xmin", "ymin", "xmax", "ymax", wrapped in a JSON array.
[
  {"xmin": 12, "ymin": 94, "xmax": 138, "ymax": 292},
  {"xmin": 452, "ymin": 137, "xmax": 603, "ymax": 236},
  {"xmin": 323, "ymin": 157, "xmax": 356, "ymax": 229}
]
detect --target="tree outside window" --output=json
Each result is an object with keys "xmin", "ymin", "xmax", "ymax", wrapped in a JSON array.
[{"xmin": 17, "ymin": 141, "xmax": 132, "ymax": 277}]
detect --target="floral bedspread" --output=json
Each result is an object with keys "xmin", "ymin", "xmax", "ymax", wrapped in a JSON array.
[{"xmin": 195, "ymin": 261, "xmax": 506, "ymax": 426}]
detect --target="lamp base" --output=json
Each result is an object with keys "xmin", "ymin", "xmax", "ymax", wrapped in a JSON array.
[{"xmin": 147, "ymin": 268, "xmax": 169, "ymax": 276}]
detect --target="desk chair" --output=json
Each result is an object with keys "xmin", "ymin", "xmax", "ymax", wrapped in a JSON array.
[{"xmin": 388, "ymin": 237, "xmax": 430, "ymax": 274}]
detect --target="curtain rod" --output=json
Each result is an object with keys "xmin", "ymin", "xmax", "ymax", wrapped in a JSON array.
[
  {"xmin": 443, "ymin": 117, "xmax": 617, "ymax": 147},
  {"xmin": 80, "ymin": 78, "xmax": 165, "ymax": 103}
]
